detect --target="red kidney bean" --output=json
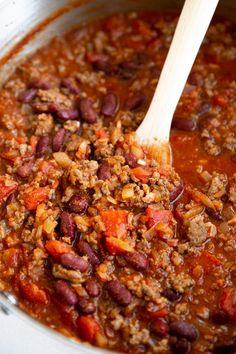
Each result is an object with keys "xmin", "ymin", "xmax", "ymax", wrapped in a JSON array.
[
  {"xmin": 162, "ymin": 288, "xmax": 181, "ymax": 302},
  {"xmin": 60, "ymin": 211, "xmax": 75, "ymax": 240},
  {"xmin": 124, "ymin": 93, "xmax": 146, "ymax": 111},
  {"xmin": 206, "ymin": 207, "xmax": 224, "ymax": 221},
  {"xmin": 101, "ymin": 93, "xmax": 118, "ymax": 117},
  {"xmin": 79, "ymin": 98, "xmax": 97, "ymax": 124},
  {"xmin": 172, "ymin": 117, "xmax": 197, "ymax": 131},
  {"xmin": 125, "ymin": 252, "xmax": 149, "ymax": 271},
  {"xmin": 61, "ymin": 78, "xmax": 81, "ymax": 95},
  {"xmin": 125, "ymin": 153, "xmax": 138, "ymax": 168},
  {"xmin": 231, "ymin": 155, "xmax": 236, "ymax": 163},
  {"xmin": 77, "ymin": 240, "xmax": 100, "ymax": 266},
  {"xmin": 84, "ymin": 280, "xmax": 100, "ymax": 297},
  {"xmin": 52, "ymin": 128, "xmax": 66, "ymax": 152},
  {"xmin": 169, "ymin": 320, "xmax": 199, "ymax": 341},
  {"xmin": 93, "ymin": 59, "xmax": 118, "ymax": 75},
  {"xmin": 128, "ymin": 345, "xmax": 146, "ymax": 354},
  {"xmin": 119, "ymin": 69, "xmax": 136, "ymax": 80},
  {"xmin": 67, "ymin": 192, "xmax": 89, "ymax": 214},
  {"xmin": 60, "ymin": 253, "xmax": 88, "ymax": 272},
  {"xmin": 150, "ymin": 318, "xmax": 169, "ymax": 337},
  {"xmin": 213, "ymin": 340, "xmax": 236, "ymax": 354},
  {"xmin": 188, "ymin": 72, "xmax": 204, "ymax": 86},
  {"xmin": 16, "ymin": 161, "xmax": 34, "ymax": 178},
  {"xmin": 97, "ymin": 162, "xmax": 111, "ymax": 181},
  {"xmin": 106, "ymin": 279, "xmax": 132, "ymax": 306},
  {"xmin": 57, "ymin": 108, "xmax": 79, "ymax": 121},
  {"xmin": 36, "ymin": 135, "xmax": 51, "ymax": 157},
  {"xmin": 18, "ymin": 88, "xmax": 37, "ymax": 103},
  {"xmin": 170, "ymin": 181, "xmax": 184, "ymax": 204},
  {"xmin": 55, "ymin": 280, "xmax": 78, "ymax": 306},
  {"xmin": 77, "ymin": 297, "xmax": 96, "ymax": 315},
  {"xmin": 211, "ymin": 310, "xmax": 229, "ymax": 325},
  {"xmin": 170, "ymin": 337, "xmax": 191, "ymax": 354},
  {"xmin": 120, "ymin": 60, "xmax": 139, "ymax": 71},
  {"xmin": 29, "ymin": 79, "xmax": 52, "ymax": 90}
]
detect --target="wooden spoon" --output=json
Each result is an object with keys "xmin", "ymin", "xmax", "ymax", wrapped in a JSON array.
[{"xmin": 135, "ymin": 0, "xmax": 219, "ymax": 165}]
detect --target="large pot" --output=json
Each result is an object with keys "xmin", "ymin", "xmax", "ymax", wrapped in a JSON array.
[{"xmin": 0, "ymin": 0, "xmax": 235, "ymax": 353}]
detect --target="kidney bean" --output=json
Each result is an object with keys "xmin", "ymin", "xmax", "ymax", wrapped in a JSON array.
[
  {"xmin": 77, "ymin": 297, "xmax": 96, "ymax": 315},
  {"xmin": 29, "ymin": 79, "xmax": 52, "ymax": 90},
  {"xmin": 188, "ymin": 72, "xmax": 204, "ymax": 86},
  {"xmin": 57, "ymin": 108, "xmax": 79, "ymax": 121},
  {"xmin": 52, "ymin": 128, "xmax": 66, "ymax": 152},
  {"xmin": 119, "ymin": 69, "xmax": 136, "ymax": 80},
  {"xmin": 18, "ymin": 88, "xmax": 37, "ymax": 103},
  {"xmin": 120, "ymin": 61, "xmax": 139, "ymax": 71},
  {"xmin": 77, "ymin": 240, "xmax": 100, "ymax": 266},
  {"xmin": 125, "ymin": 252, "xmax": 149, "ymax": 271},
  {"xmin": 169, "ymin": 320, "xmax": 199, "ymax": 341},
  {"xmin": 170, "ymin": 337, "xmax": 191, "ymax": 354},
  {"xmin": 16, "ymin": 161, "xmax": 34, "ymax": 178},
  {"xmin": 84, "ymin": 280, "xmax": 100, "ymax": 297},
  {"xmin": 79, "ymin": 98, "xmax": 97, "ymax": 124},
  {"xmin": 60, "ymin": 253, "xmax": 88, "ymax": 272},
  {"xmin": 67, "ymin": 192, "xmax": 89, "ymax": 214},
  {"xmin": 106, "ymin": 279, "xmax": 132, "ymax": 306},
  {"xmin": 36, "ymin": 135, "xmax": 51, "ymax": 157},
  {"xmin": 172, "ymin": 117, "xmax": 197, "ymax": 131},
  {"xmin": 150, "ymin": 318, "xmax": 169, "ymax": 337},
  {"xmin": 170, "ymin": 181, "xmax": 184, "ymax": 204},
  {"xmin": 162, "ymin": 288, "xmax": 181, "ymax": 302},
  {"xmin": 93, "ymin": 59, "xmax": 118, "ymax": 75},
  {"xmin": 213, "ymin": 340, "xmax": 236, "ymax": 354},
  {"xmin": 128, "ymin": 345, "xmax": 146, "ymax": 354},
  {"xmin": 97, "ymin": 162, "xmax": 111, "ymax": 181},
  {"xmin": 61, "ymin": 78, "xmax": 81, "ymax": 95},
  {"xmin": 124, "ymin": 93, "xmax": 146, "ymax": 111},
  {"xmin": 60, "ymin": 211, "xmax": 75, "ymax": 240},
  {"xmin": 211, "ymin": 310, "xmax": 229, "ymax": 325},
  {"xmin": 101, "ymin": 93, "xmax": 118, "ymax": 117},
  {"xmin": 206, "ymin": 207, "xmax": 224, "ymax": 221},
  {"xmin": 125, "ymin": 153, "xmax": 138, "ymax": 168},
  {"xmin": 55, "ymin": 280, "xmax": 78, "ymax": 306},
  {"xmin": 231, "ymin": 155, "xmax": 236, "ymax": 163}
]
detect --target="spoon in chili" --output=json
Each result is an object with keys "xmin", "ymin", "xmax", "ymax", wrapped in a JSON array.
[{"xmin": 135, "ymin": 0, "xmax": 219, "ymax": 165}]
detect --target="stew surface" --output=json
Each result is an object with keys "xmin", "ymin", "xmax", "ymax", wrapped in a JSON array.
[{"xmin": 0, "ymin": 10, "xmax": 236, "ymax": 354}]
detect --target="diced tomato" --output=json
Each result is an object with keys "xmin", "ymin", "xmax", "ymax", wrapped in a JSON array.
[
  {"xmin": 29, "ymin": 135, "xmax": 38, "ymax": 152},
  {"xmin": 85, "ymin": 52, "xmax": 108, "ymax": 64},
  {"xmin": 39, "ymin": 160, "xmax": 55, "ymax": 174},
  {"xmin": 19, "ymin": 280, "xmax": 48, "ymax": 305},
  {"xmin": 76, "ymin": 316, "xmax": 101, "ymax": 343},
  {"xmin": 132, "ymin": 19, "xmax": 152, "ymax": 37},
  {"xmin": 131, "ymin": 167, "xmax": 153, "ymax": 183},
  {"xmin": 2, "ymin": 248, "xmax": 21, "ymax": 268},
  {"xmin": 146, "ymin": 206, "xmax": 173, "ymax": 228},
  {"xmin": 104, "ymin": 14, "xmax": 125, "ymax": 32},
  {"xmin": 212, "ymin": 94, "xmax": 228, "ymax": 107},
  {"xmin": 190, "ymin": 251, "xmax": 221, "ymax": 275},
  {"xmin": 0, "ymin": 177, "xmax": 18, "ymax": 201},
  {"xmin": 219, "ymin": 287, "xmax": 236, "ymax": 320},
  {"xmin": 144, "ymin": 307, "xmax": 169, "ymax": 319},
  {"xmin": 106, "ymin": 237, "xmax": 134, "ymax": 255},
  {"xmin": 96, "ymin": 129, "xmax": 108, "ymax": 139},
  {"xmin": 24, "ymin": 186, "xmax": 50, "ymax": 210},
  {"xmin": 100, "ymin": 210, "xmax": 128, "ymax": 238},
  {"xmin": 0, "ymin": 151, "xmax": 18, "ymax": 162},
  {"xmin": 196, "ymin": 251, "xmax": 221, "ymax": 274},
  {"xmin": 45, "ymin": 240, "xmax": 72, "ymax": 259}
]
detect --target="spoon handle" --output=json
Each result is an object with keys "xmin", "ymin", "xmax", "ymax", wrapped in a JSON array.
[{"xmin": 136, "ymin": 0, "xmax": 219, "ymax": 146}]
